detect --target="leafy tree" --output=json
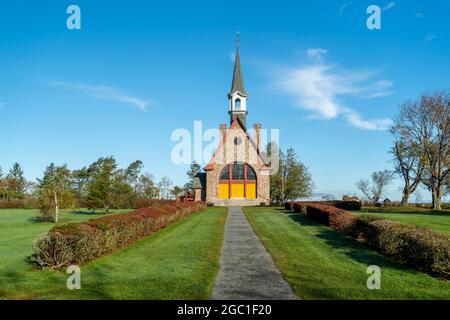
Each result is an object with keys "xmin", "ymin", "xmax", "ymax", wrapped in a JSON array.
[
  {"xmin": 268, "ymin": 146, "xmax": 313, "ymax": 205},
  {"xmin": 158, "ymin": 176, "xmax": 173, "ymax": 199},
  {"xmin": 356, "ymin": 170, "xmax": 393, "ymax": 205},
  {"xmin": 171, "ymin": 185, "xmax": 184, "ymax": 199},
  {"xmin": 37, "ymin": 163, "xmax": 73, "ymax": 222},
  {"xmin": 184, "ymin": 161, "xmax": 201, "ymax": 193},
  {"xmin": 6, "ymin": 162, "xmax": 27, "ymax": 198},
  {"xmin": 137, "ymin": 173, "xmax": 160, "ymax": 198},
  {"xmin": 0, "ymin": 166, "xmax": 5, "ymax": 199},
  {"xmin": 126, "ymin": 160, "xmax": 144, "ymax": 195}
]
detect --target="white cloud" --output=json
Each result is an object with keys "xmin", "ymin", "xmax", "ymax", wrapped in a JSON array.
[
  {"xmin": 344, "ymin": 109, "xmax": 393, "ymax": 130},
  {"xmin": 338, "ymin": 2, "xmax": 352, "ymax": 15},
  {"xmin": 425, "ymin": 34, "xmax": 437, "ymax": 42},
  {"xmin": 382, "ymin": 2, "xmax": 396, "ymax": 11},
  {"xmin": 53, "ymin": 81, "xmax": 151, "ymax": 111},
  {"xmin": 416, "ymin": 12, "xmax": 424, "ymax": 18},
  {"xmin": 275, "ymin": 63, "xmax": 393, "ymax": 130},
  {"xmin": 307, "ymin": 48, "xmax": 328, "ymax": 60}
]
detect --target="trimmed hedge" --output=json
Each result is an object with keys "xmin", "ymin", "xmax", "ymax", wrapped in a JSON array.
[
  {"xmin": 132, "ymin": 198, "xmax": 176, "ymax": 208},
  {"xmin": 0, "ymin": 199, "xmax": 40, "ymax": 209},
  {"xmin": 305, "ymin": 203, "xmax": 356, "ymax": 231},
  {"xmin": 284, "ymin": 200, "xmax": 361, "ymax": 211},
  {"xmin": 287, "ymin": 201, "xmax": 450, "ymax": 280},
  {"xmin": 33, "ymin": 202, "xmax": 206, "ymax": 269}
]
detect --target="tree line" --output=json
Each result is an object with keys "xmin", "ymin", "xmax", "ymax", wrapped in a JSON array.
[
  {"xmin": 356, "ymin": 90, "xmax": 449, "ymax": 210},
  {"xmin": 0, "ymin": 157, "xmax": 185, "ymax": 222}
]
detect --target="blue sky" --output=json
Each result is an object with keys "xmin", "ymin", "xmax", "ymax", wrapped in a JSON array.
[{"xmin": 0, "ymin": 0, "xmax": 449, "ymax": 200}]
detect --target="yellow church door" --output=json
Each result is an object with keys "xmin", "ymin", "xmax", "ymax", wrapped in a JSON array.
[
  {"xmin": 218, "ymin": 183, "xmax": 229, "ymax": 199},
  {"xmin": 218, "ymin": 163, "xmax": 257, "ymax": 199},
  {"xmin": 246, "ymin": 183, "xmax": 257, "ymax": 199},
  {"xmin": 231, "ymin": 183, "xmax": 245, "ymax": 198}
]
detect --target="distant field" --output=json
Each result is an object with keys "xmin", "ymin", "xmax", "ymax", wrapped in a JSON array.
[
  {"xmin": 244, "ymin": 207, "xmax": 450, "ymax": 300},
  {"xmin": 0, "ymin": 207, "xmax": 226, "ymax": 299},
  {"xmin": 355, "ymin": 207, "xmax": 450, "ymax": 234}
]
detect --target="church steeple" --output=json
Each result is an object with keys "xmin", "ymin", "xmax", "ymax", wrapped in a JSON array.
[
  {"xmin": 228, "ymin": 33, "xmax": 248, "ymax": 127},
  {"xmin": 228, "ymin": 48, "xmax": 248, "ymax": 97}
]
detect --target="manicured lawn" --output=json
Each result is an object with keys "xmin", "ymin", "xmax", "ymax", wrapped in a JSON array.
[
  {"xmin": 244, "ymin": 207, "xmax": 450, "ymax": 300},
  {"xmin": 354, "ymin": 207, "xmax": 450, "ymax": 234},
  {"xmin": 0, "ymin": 207, "xmax": 227, "ymax": 299}
]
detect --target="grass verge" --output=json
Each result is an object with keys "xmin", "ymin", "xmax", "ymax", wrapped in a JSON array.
[
  {"xmin": 355, "ymin": 209, "xmax": 450, "ymax": 234},
  {"xmin": 244, "ymin": 206, "xmax": 450, "ymax": 300},
  {"xmin": 0, "ymin": 207, "xmax": 226, "ymax": 299}
]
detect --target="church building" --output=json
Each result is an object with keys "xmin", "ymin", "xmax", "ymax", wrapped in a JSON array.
[{"xmin": 193, "ymin": 46, "xmax": 271, "ymax": 206}]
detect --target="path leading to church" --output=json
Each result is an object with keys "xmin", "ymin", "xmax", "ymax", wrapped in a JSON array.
[{"xmin": 211, "ymin": 206, "xmax": 298, "ymax": 300}]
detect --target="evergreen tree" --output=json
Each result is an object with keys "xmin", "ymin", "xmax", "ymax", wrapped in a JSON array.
[
  {"xmin": 184, "ymin": 161, "xmax": 201, "ymax": 193},
  {"xmin": 6, "ymin": 162, "xmax": 27, "ymax": 198},
  {"xmin": 71, "ymin": 167, "xmax": 90, "ymax": 204},
  {"xmin": 85, "ymin": 157, "xmax": 134, "ymax": 212}
]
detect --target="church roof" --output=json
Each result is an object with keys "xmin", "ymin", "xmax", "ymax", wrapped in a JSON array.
[
  {"xmin": 204, "ymin": 117, "xmax": 270, "ymax": 171},
  {"xmin": 193, "ymin": 172, "xmax": 206, "ymax": 189},
  {"xmin": 228, "ymin": 49, "xmax": 248, "ymax": 97}
]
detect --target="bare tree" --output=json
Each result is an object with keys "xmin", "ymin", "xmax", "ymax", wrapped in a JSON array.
[
  {"xmin": 356, "ymin": 170, "xmax": 393, "ymax": 205},
  {"xmin": 392, "ymin": 91, "xmax": 449, "ymax": 209}
]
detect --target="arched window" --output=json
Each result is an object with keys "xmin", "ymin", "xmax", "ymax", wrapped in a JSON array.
[
  {"xmin": 218, "ymin": 162, "xmax": 257, "ymax": 199},
  {"xmin": 235, "ymin": 99, "xmax": 241, "ymax": 110}
]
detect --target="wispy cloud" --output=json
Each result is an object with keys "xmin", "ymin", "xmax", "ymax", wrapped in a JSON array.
[
  {"xmin": 307, "ymin": 48, "xmax": 328, "ymax": 60},
  {"xmin": 415, "ymin": 12, "xmax": 424, "ymax": 18},
  {"xmin": 382, "ymin": 2, "xmax": 396, "ymax": 11},
  {"xmin": 53, "ymin": 81, "xmax": 151, "ymax": 111},
  {"xmin": 338, "ymin": 2, "xmax": 352, "ymax": 15},
  {"xmin": 0, "ymin": 102, "xmax": 6, "ymax": 109},
  {"xmin": 274, "ymin": 60, "xmax": 393, "ymax": 130},
  {"xmin": 425, "ymin": 34, "xmax": 437, "ymax": 42},
  {"xmin": 344, "ymin": 109, "xmax": 393, "ymax": 130}
]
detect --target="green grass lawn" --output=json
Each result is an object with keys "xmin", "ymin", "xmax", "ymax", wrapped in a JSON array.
[
  {"xmin": 354, "ymin": 207, "xmax": 450, "ymax": 234},
  {"xmin": 244, "ymin": 207, "xmax": 450, "ymax": 300},
  {"xmin": 0, "ymin": 207, "xmax": 226, "ymax": 300}
]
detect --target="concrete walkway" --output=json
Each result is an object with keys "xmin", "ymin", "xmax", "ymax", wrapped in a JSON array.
[{"xmin": 212, "ymin": 206, "xmax": 298, "ymax": 300}]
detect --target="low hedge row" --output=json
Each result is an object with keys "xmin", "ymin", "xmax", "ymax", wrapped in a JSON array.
[
  {"xmin": 0, "ymin": 199, "xmax": 40, "ymax": 209},
  {"xmin": 132, "ymin": 198, "xmax": 176, "ymax": 208},
  {"xmin": 33, "ymin": 202, "xmax": 206, "ymax": 269},
  {"xmin": 284, "ymin": 200, "xmax": 361, "ymax": 211},
  {"xmin": 286, "ymin": 201, "xmax": 450, "ymax": 280}
]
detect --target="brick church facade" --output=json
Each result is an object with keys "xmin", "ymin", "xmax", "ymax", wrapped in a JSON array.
[{"xmin": 193, "ymin": 47, "xmax": 270, "ymax": 206}]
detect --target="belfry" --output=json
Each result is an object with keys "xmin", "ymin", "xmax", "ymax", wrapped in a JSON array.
[{"xmin": 193, "ymin": 40, "xmax": 271, "ymax": 206}]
